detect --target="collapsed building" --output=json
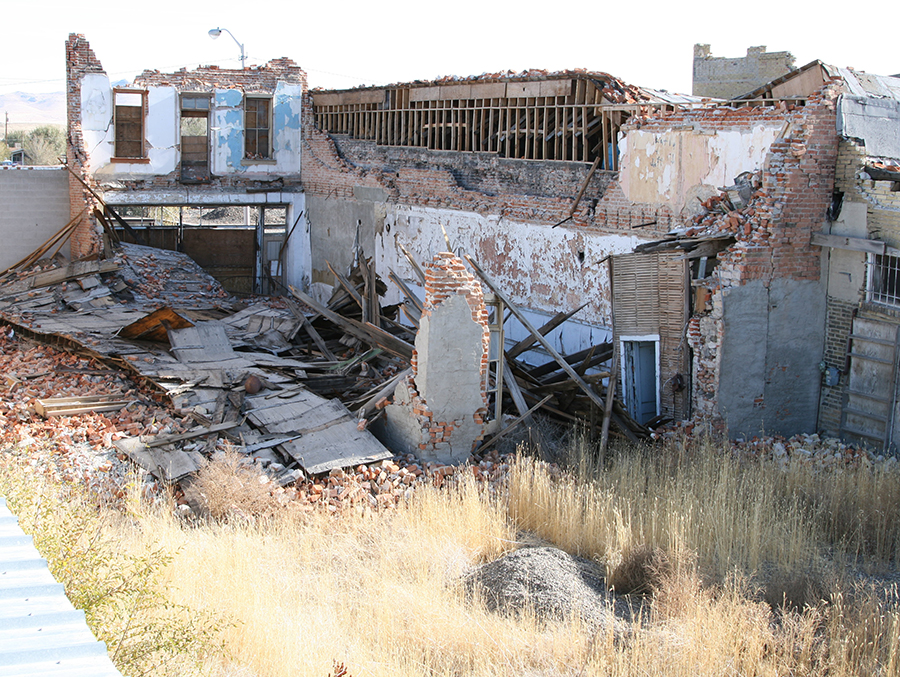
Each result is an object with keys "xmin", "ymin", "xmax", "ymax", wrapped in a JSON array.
[{"xmin": 43, "ymin": 34, "xmax": 900, "ymax": 453}]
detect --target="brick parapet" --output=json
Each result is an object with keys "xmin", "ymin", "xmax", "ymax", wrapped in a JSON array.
[{"xmin": 133, "ymin": 58, "xmax": 306, "ymax": 92}]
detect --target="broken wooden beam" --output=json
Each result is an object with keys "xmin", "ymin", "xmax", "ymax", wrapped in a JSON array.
[
  {"xmin": 465, "ymin": 255, "xmax": 640, "ymax": 443},
  {"xmin": 506, "ymin": 303, "xmax": 588, "ymax": 360},
  {"xmin": 290, "ymin": 286, "xmax": 413, "ymax": 361},
  {"xmin": 34, "ymin": 395, "xmax": 132, "ymax": 418}
]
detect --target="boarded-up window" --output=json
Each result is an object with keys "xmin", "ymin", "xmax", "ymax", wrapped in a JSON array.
[
  {"xmin": 244, "ymin": 97, "xmax": 271, "ymax": 159},
  {"xmin": 114, "ymin": 90, "xmax": 146, "ymax": 159}
]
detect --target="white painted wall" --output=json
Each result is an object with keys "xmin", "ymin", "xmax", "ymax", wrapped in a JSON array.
[
  {"xmin": 79, "ymin": 76, "xmax": 303, "ymax": 179},
  {"xmin": 371, "ymin": 203, "xmax": 641, "ymax": 355}
]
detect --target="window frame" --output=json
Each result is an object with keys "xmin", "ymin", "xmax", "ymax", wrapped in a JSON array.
[
  {"xmin": 867, "ymin": 252, "xmax": 900, "ymax": 307},
  {"xmin": 243, "ymin": 95, "xmax": 274, "ymax": 162},
  {"xmin": 112, "ymin": 88, "xmax": 150, "ymax": 163}
]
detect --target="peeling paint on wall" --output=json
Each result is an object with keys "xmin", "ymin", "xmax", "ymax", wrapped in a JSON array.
[
  {"xmin": 374, "ymin": 203, "xmax": 640, "ymax": 333},
  {"xmin": 619, "ymin": 124, "xmax": 782, "ymax": 211}
]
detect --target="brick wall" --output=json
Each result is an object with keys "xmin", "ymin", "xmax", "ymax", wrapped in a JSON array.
[
  {"xmin": 818, "ymin": 297, "xmax": 855, "ymax": 436},
  {"xmin": 132, "ymin": 58, "xmax": 305, "ymax": 91},
  {"xmin": 66, "ymin": 33, "xmax": 104, "ymax": 259},
  {"xmin": 301, "ymin": 94, "xmax": 680, "ymax": 239},
  {"xmin": 390, "ymin": 252, "xmax": 490, "ymax": 460}
]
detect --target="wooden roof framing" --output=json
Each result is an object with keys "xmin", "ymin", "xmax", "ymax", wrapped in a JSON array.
[{"xmin": 312, "ymin": 73, "xmax": 689, "ymax": 168}]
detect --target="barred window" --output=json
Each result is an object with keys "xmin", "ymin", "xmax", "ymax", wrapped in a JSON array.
[{"xmin": 867, "ymin": 253, "xmax": 900, "ymax": 306}]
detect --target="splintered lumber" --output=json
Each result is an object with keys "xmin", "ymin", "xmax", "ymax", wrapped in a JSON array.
[
  {"xmin": 388, "ymin": 270, "xmax": 424, "ymax": 315},
  {"xmin": 398, "ymin": 242, "xmax": 427, "ymax": 286},
  {"xmin": 503, "ymin": 357, "xmax": 530, "ymax": 418},
  {"xmin": 326, "ymin": 260, "xmax": 365, "ymax": 311},
  {"xmin": 506, "ymin": 303, "xmax": 587, "ymax": 360},
  {"xmin": 355, "ymin": 367, "xmax": 413, "ymax": 418},
  {"xmin": 34, "ymin": 395, "xmax": 131, "ymax": 418},
  {"xmin": 599, "ymin": 347, "xmax": 618, "ymax": 459},
  {"xmin": 284, "ymin": 298, "xmax": 337, "ymax": 360},
  {"xmin": 114, "ymin": 437, "xmax": 203, "ymax": 482},
  {"xmin": 118, "ymin": 307, "xmax": 194, "ymax": 342},
  {"xmin": 466, "ymin": 254, "xmax": 640, "ymax": 443},
  {"xmin": 290, "ymin": 286, "xmax": 413, "ymax": 361}
]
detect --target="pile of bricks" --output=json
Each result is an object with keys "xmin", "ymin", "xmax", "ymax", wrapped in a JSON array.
[{"xmin": 278, "ymin": 450, "xmax": 518, "ymax": 513}]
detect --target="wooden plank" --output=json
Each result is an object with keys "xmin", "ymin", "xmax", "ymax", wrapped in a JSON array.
[
  {"xmin": 506, "ymin": 303, "xmax": 587, "ymax": 359},
  {"xmin": 280, "ymin": 419, "xmax": 391, "ymax": 475},
  {"xmin": 599, "ymin": 346, "xmax": 619, "ymax": 460},
  {"xmin": 145, "ymin": 421, "xmax": 241, "ymax": 448},
  {"xmin": 167, "ymin": 323, "xmax": 236, "ymax": 362},
  {"xmin": 811, "ymin": 232, "xmax": 884, "ymax": 254},
  {"xmin": 290, "ymin": 286, "xmax": 414, "ymax": 361},
  {"xmin": 478, "ymin": 395, "xmax": 553, "ymax": 453},
  {"xmin": 118, "ymin": 307, "xmax": 194, "ymax": 342},
  {"xmin": 503, "ymin": 357, "xmax": 530, "ymax": 417},
  {"xmin": 466, "ymin": 255, "xmax": 639, "ymax": 443},
  {"xmin": 34, "ymin": 396, "xmax": 131, "ymax": 418},
  {"xmin": 114, "ymin": 437, "xmax": 203, "ymax": 482}
]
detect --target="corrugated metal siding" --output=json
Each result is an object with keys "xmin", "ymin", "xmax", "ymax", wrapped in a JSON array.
[
  {"xmin": 611, "ymin": 251, "xmax": 689, "ymax": 420},
  {"xmin": 0, "ymin": 496, "xmax": 123, "ymax": 677}
]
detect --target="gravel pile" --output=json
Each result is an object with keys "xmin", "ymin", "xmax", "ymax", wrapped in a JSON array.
[{"xmin": 462, "ymin": 546, "xmax": 635, "ymax": 632}]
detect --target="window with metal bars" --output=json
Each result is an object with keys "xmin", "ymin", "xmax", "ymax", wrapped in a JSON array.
[
  {"xmin": 867, "ymin": 253, "xmax": 900, "ymax": 306},
  {"xmin": 244, "ymin": 97, "xmax": 271, "ymax": 159}
]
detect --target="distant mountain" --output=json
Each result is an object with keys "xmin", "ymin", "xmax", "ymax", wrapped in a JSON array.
[{"xmin": 0, "ymin": 92, "xmax": 66, "ymax": 126}]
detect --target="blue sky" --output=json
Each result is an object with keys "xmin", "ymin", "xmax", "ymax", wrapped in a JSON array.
[{"xmin": 3, "ymin": 0, "xmax": 897, "ymax": 96}]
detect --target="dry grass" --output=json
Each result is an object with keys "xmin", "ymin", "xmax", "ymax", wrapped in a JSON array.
[{"xmin": 4, "ymin": 434, "xmax": 900, "ymax": 676}]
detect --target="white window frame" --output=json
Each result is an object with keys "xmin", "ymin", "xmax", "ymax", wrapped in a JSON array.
[{"xmin": 619, "ymin": 334, "xmax": 661, "ymax": 422}]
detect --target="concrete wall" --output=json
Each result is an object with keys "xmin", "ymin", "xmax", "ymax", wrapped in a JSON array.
[
  {"xmin": 0, "ymin": 167, "xmax": 70, "ymax": 269},
  {"xmin": 692, "ymin": 44, "xmax": 795, "ymax": 99},
  {"xmin": 718, "ymin": 278, "xmax": 827, "ymax": 437}
]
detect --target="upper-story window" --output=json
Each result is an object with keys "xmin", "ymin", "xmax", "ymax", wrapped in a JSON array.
[
  {"xmin": 113, "ymin": 89, "xmax": 147, "ymax": 161},
  {"xmin": 867, "ymin": 253, "xmax": 900, "ymax": 307},
  {"xmin": 244, "ymin": 97, "xmax": 271, "ymax": 160}
]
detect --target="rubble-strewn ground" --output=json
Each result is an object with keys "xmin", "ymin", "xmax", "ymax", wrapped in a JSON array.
[{"xmin": 3, "ymin": 333, "xmax": 900, "ymax": 677}]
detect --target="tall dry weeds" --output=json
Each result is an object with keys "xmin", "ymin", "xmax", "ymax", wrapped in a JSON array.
[{"xmin": 5, "ymin": 432, "xmax": 900, "ymax": 676}]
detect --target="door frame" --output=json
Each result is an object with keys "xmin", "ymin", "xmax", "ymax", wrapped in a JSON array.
[{"xmin": 619, "ymin": 334, "xmax": 660, "ymax": 424}]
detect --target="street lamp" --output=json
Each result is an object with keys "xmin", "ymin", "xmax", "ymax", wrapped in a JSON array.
[{"xmin": 208, "ymin": 27, "xmax": 246, "ymax": 69}]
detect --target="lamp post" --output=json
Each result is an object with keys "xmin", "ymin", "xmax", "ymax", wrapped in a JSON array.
[{"xmin": 208, "ymin": 27, "xmax": 246, "ymax": 69}]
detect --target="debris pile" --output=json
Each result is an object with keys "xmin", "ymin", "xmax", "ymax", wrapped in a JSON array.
[{"xmin": 0, "ymin": 218, "xmax": 646, "ymax": 515}]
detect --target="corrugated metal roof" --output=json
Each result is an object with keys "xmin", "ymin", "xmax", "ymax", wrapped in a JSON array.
[{"xmin": 0, "ymin": 496, "xmax": 123, "ymax": 677}]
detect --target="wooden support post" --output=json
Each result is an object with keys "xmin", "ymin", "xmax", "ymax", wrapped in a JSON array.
[
  {"xmin": 599, "ymin": 346, "xmax": 618, "ymax": 463},
  {"xmin": 465, "ymin": 255, "xmax": 639, "ymax": 443}
]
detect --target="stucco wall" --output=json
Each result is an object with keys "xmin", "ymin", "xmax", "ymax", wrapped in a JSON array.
[
  {"xmin": 619, "ymin": 123, "xmax": 783, "ymax": 211},
  {"xmin": 0, "ymin": 168, "xmax": 70, "ymax": 269}
]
